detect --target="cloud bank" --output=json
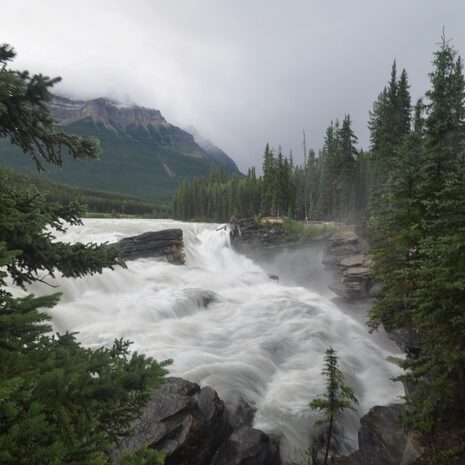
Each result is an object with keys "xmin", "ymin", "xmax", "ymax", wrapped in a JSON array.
[{"xmin": 4, "ymin": 0, "xmax": 465, "ymax": 171}]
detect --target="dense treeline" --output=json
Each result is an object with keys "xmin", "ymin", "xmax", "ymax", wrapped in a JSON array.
[
  {"xmin": 369, "ymin": 35, "xmax": 465, "ymax": 439},
  {"xmin": 172, "ymin": 60, "xmax": 418, "ymax": 225},
  {"xmin": 175, "ymin": 36, "xmax": 465, "ymax": 448},
  {"xmin": 173, "ymin": 115, "xmax": 364, "ymax": 223},
  {"xmin": 4, "ymin": 170, "xmax": 170, "ymax": 217}
]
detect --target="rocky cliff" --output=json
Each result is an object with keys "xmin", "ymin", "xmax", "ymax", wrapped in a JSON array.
[
  {"xmin": 0, "ymin": 96, "xmax": 239, "ymax": 201},
  {"xmin": 49, "ymin": 96, "xmax": 210, "ymax": 161}
]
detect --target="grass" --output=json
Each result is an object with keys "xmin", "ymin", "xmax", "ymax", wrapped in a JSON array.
[{"xmin": 282, "ymin": 219, "xmax": 338, "ymax": 241}]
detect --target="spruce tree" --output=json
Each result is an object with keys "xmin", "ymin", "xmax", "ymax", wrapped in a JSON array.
[
  {"xmin": 0, "ymin": 43, "xmax": 168, "ymax": 464},
  {"xmin": 370, "ymin": 35, "xmax": 465, "ymax": 433},
  {"xmin": 310, "ymin": 347, "xmax": 358, "ymax": 465}
]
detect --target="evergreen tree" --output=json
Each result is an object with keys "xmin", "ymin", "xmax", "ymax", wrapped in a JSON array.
[
  {"xmin": 261, "ymin": 143, "xmax": 275, "ymax": 216},
  {"xmin": 309, "ymin": 347, "xmax": 358, "ymax": 465},
  {"xmin": 0, "ymin": 43, "xmax": 167, "ymax": 464},
  {"xmin": 369, "ymin": 35, "xmax": 465, "ymax": 432},
  {"xmin": 368, "ymin": 62, "xmax": 412, "ymax": 209}
]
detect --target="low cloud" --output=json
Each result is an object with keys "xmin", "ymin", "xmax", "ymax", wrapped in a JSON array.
[{"xmin": 4, "ymin": 0, "xmax": 465, "ymax": 171}]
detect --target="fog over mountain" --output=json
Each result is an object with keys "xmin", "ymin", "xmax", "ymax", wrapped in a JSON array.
[{"xmin": 3, "ymin": 0, "xmax": 465, "ymax": 171}]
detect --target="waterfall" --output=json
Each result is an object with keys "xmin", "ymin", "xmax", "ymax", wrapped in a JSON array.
[{"xmin": 22, "ymin": 218, "xmax": 403, "ymax": 464}]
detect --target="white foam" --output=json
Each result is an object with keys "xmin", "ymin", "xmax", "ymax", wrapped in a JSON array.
[{"xmin": 21, "ymin": 219, "xmax": 403, "ymax": 464}]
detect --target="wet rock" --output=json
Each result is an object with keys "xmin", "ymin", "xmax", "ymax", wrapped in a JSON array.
[
  {"xmin": 230, "ymin": 219, "xmax": 286, "ymax": 256},
  {"xmin": 235, "ymin": 218, "xmax": 262, "ymax": 235},
  {"xmin": 329, "ymin": 279, "xmax": 370, "ymax": 300},
  {"xmin": 211, "ymin": 426, "xmax": 281, "ymax": 465},
  {"xmin": 225, "ymin": 396, "xmax": 256, "ymax": 430},
  {"xmin": 347, "ymin": 405, "xmax": 422, "ymax": 465},
  {"xmin": 184, "ymin": 289, "xmax": 218, "ymax": 308},
  {"xmin": 110, "ymin": 378, "xmax": 280, "ymax": 465},
  {"xmin": 386, "ymin": 328, "xmax": 422, "ymax": 357},
  {"xmin": 324, "ymin": 231, "xmax": 373, "ymax": 300},
  {"xmin": 110, "ymin": 377, "xmax": 230, "ymax": 465},
  {"xmin": 339, "ymin": 254, "xmax": 371, "ymax": 268},
  {"xmin": 343, "ymin": 266, "xmax": 371, "ymax": 278},
  {"xmin": 116, "ymin": 229, "xmax": 184, "ymax": 264}
]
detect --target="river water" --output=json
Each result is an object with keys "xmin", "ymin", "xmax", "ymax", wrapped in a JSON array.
[{"xmin": 23, "ymin": 219, "xmax": 403, "ymax": 463}]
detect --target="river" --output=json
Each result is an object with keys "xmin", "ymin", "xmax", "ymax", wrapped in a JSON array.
[{"xmin": 22, "ymin": 219, "xmax": 403, "ymax": 464}]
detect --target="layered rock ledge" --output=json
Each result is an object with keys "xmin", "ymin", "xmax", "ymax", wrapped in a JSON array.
[
  {"xmin": 344, "ymin": 404, "xmax": 423, "ymax": 465},
  {"xmin": 115, "ymin": 229, "xmax": 185, "ymax": 264},
  {"xmin": 110, "ymin": 377, "xmax": 280, "ymax": 465},
  {"xmin": 324, "ymin": 231, "xmax": 373, "ymax": 300}
]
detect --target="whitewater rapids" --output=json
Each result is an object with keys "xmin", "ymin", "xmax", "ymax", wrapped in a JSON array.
[{"xmin": 23, "ymin": 219, "xmax": 403, "ymax": 463}]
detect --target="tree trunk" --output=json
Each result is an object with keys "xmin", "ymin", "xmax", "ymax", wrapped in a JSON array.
[{"xmin": 323, "ymin": 415, "xmax": 333, "ymax": 465}]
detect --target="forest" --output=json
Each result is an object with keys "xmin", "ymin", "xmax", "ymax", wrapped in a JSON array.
[{"xmin": 4, "ymin": 170, "xmax": 170, "ymax": 217}]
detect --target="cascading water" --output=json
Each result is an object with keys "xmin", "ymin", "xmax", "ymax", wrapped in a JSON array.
[{"xmin": 22, "ymin": 219, "xmax": 403, "ymax": 464}]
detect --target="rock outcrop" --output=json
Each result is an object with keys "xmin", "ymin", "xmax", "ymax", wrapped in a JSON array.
[
  {"xmin": 386, "ymin": 328, "xmax": 422, "ymax": 358},
  {"xmin": 347, "ymin": 405, "xmax": 423, "ymax": 465},
  {"xmin": 230, "ymin": 218, "xmax": 285, "ymax": 255},
  {"xmin": 49, "ymin": 96, "xmax": 239, "ymax": 174},
  {"xmin": 116, "ymin": 229, "xmax": 185, "ymax": 264},
  {"xmin": 50, "ymin": 96, "xmax": 166, "ymax": 130},
  {"xmin": 229, "ymin": 218, "xmax": 332, "ymax": 260},
  {"xmin": 324, "ymin": 231, "xmax": 373, "ymax": 300},
  {"xmin": 110, "ymin": 377, "xmax": 280, "ymax": 465},
  {"xmin": 211, "ymin": 427, "xmax": 280, "ymax": 465}
]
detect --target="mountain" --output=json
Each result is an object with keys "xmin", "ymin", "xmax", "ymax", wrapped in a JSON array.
[
  {"xmin": 185, "ymin": 126, "xmax": 239, "ymax": 173},
  {"xmin": 0, "ymin": 96, "xmax": 239, "ymax": 201}
]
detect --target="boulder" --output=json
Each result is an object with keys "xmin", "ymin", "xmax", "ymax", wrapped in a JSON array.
[
  {"xmin": 211, "ymin": 426, "xmax": 281, "ymax": 465},
  {"xmin": 110, "ymin": 377, "xmax": 230, "ymax": 465},
  {"xmin": 110, "ymin": 378, "xmax": 280, "ymax": 465},
  {"xmin": 225, "ymin": 396, "xmax": 256, "ymax": 430},
  {"xmin": 386, "ymin": 328, "xmax": 422, "ymax": 357},
  {"xmin": 347, "ymin": 405, "xmax": 422, "ymax": 465},
  {"xmin": 116, "ymin": 229, "xmax": 184, "ymax": 264}
]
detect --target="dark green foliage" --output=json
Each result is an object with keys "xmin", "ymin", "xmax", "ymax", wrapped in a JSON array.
[
  {"xmin": 309, "ymin": 347, "xmax": 358, "ymax": 465},
  {"xmin": 0, "ymin": 170, "xmax": 125, "ymax": 287},
  {"xmin": 369, "ymin": 35, "xmax": 465, "ymax": 433},
  {"xmin": 173, "ymin": 164, "xmax": 261, "ymax": 222},
  {"xmin": 4, "ymin": 169, "xmax": 170, "ymax": 217},
  {"xmin": 120, "ymin": 446, "xmax": 165, "ymax": 465},
  {"xmin": 173, "ymin": 118, "xmax": 365, "ymax": 223},
  {"xmin": 0, "ymin": 45, "xmax": 101, "ymax": 170},
  {"xmin": 368, "ymin": 61, "xmax": 412, "ymax": 209},
  {"xmin": 0, "ymin": 117, "xmax": 221, "ymax": 201},
  {"xmin": 0, "ymin": 42, "xmax": 167, "ymax": 464},
  {"xmin": 0, "ymin": 299, "xmax": 170, "ymax": 464},
  {"xmin": 317, "ymin": 116, "xmax": 359, "ymax": 221}
]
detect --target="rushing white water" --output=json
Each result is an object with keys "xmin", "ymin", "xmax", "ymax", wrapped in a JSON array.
[{"xmin": 23, "ymin": 219, "xmax": 403, "ymax": 464}]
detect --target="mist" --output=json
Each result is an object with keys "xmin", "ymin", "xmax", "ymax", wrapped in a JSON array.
[{"xmin": 3, "ymin": 0, "xmax": 465, "ymax": 171}]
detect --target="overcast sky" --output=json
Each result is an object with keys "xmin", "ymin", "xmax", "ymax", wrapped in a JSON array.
[{"xmin": 3, "ymin": 0, "xmax": 465, "ymax": 171}]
